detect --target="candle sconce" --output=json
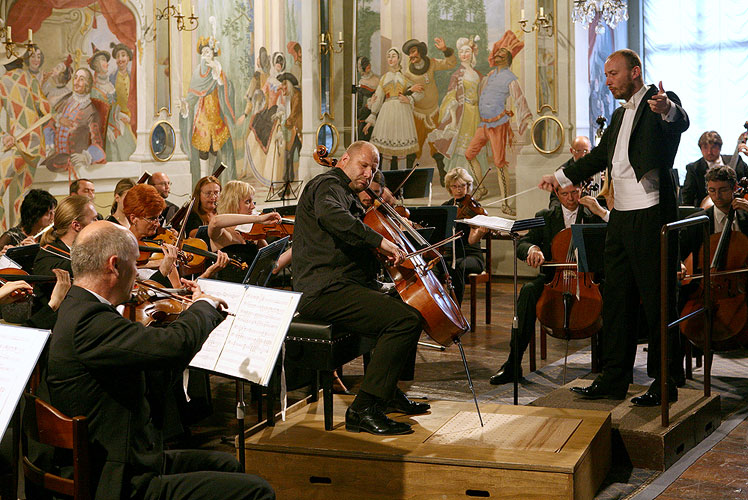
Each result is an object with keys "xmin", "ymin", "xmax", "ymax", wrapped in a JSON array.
[
  {"xmin": 155, "ymin": 2, "xmax": 199, "ymax": 32},
  {"xmin": 519, "ymin": 7, "xmax": 554, "ymax": 37},
  {"xmin": 0, "ymin": 21, "xmax": 35, "ymax": 60},
  {"xmin": 319, "ymin": 31, "xmax": 344, "ymax": 55}
]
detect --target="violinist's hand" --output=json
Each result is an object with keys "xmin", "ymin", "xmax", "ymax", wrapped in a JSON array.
[
  {"xmin": 0, "ymin": 245, "xmax": 11, "ymax": 257},
  {"xmin": 579, "ymin": 195, "xmax": 609, "ymax": 219},
  {"xmin": 159, "ymin": 244, "xmax": 178, "ymax": 276},
  {"xmin": 647, "ymin": 81, "xmax": 671, "ymax": 115},
  {"xmin": 200, "ymin": 251, "xmax": 229, "ymax": 279},
  {"xmin": 48, "ymin": 269, "xmax": 71, "ymax": 311},
  {"xmin": 379, "ymin": 238, "xmax": 406, "ymax": 266},
  {"xmin": 0, "ymin": 280, "xmax": 33, "ymax": 304},
  {"xmin": 732, "ymin": 196, "xmax": 748, "ymax": 212},
  {"xmin": 19, "ymin": 235, "xmax": 36, "ymax": 246},
  {"xmin": 538, "ymin": 174, "xmax": 559, "ymax": 193},
  {"xmin": 259, "ymin": 211, "xmax": 282, "ymax": 225},
  {"xmin": 526, "ymin": 246, "xmax": 545, "ymax": 268}
]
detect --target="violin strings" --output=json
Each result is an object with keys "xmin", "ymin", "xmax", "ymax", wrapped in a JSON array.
[{"xmin": 480, "ymin": 186, "xmax": 540, "ymax": 208}]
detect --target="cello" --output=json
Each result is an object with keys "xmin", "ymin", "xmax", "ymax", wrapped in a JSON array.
[{"xmin": 680, "ymin": 178, "xmax": 748, "ymax": 350}]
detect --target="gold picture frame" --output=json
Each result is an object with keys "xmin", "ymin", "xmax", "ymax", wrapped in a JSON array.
[
  {"xmin": 149, "ymin": 120, "xmax": 176, "ymax": 162},
  {"xmin": 316, "ymin": 122, "xmax": 340, "ymax": 156},
  {"xmin": 531, "ymin": 115, "xmax": 564, "ymax": 154}
]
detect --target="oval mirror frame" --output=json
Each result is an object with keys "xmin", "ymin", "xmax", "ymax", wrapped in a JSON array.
[
  {"xmin": 316, "ymin": 122, "xmax": 339, "ymax": 156},
  {"xmin": 149, "ymin": 120, "xmax": 176, "ymax": 162},
  {"xmin": 531, "ymin": 115, "xmax": 564, "ymax": 154}
]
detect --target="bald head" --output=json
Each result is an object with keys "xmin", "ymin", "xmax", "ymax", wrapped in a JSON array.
[
  {"xmin": 72, "ymin": 221, "xmax": 138, "ymax": 279},
  {"xmin": 570, "ymin": 136, "xmax": 592, "ymax": 161},
  {"xmin": 148, "ymin": 172, "xmax": 172, "ymax": 199}
]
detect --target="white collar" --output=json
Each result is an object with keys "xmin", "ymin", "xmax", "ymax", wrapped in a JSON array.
[{"xmin": 621, "ymin": 84, "xmax": 649, "ymax": 110}]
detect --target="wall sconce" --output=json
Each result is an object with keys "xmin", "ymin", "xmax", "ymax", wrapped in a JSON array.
[
  {"xmin": 155, "ymin": 2, "xmax": 199, "ymax": 32},
  {"xmin": 0, "ymin": 22, "xmax": 34, "ymax": 60},
  {"xmin": 319, "ymin": 32, "xmax": 343, "ymax": 55},
  {"xmin": 519, "ymin": 8, "xmax": 554, "ymax": 36}
]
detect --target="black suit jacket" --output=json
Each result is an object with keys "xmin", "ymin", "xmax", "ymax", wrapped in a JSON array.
[
  {"xmin": 518, "ymin": 205, "xmax": 604, "ymax": 279},
  {"xmin": 679, "ymin": 206, "xmax": 748, "ymax": 260},
  {"xmin": 46, "ymin": 286, "xmax": 224, "ymax": 499},
  {"xmin": 564, "ymin": 84, "xmax": 689, "ymax": 223},
  {"xmin": 681, "ymin": 155, "xmax": 748, "ymax": 207}
]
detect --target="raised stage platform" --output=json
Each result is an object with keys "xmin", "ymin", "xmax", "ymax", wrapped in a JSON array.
[
  {"xmin": 242, "ymin": 396, "xmax": 611, "ymax": 500},
  {"xmin": 532, "ymin": 380, "xmax": 721, "ymax": 470}
]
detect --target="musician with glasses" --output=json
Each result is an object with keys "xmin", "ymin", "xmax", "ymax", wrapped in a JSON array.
[
  {"xmin": 184, "ymin": 176, "xmax": 221, "ymax": 239},
  {"xmin": 682, "ymin": 131, "xmax": 748, "ymax": 207}
]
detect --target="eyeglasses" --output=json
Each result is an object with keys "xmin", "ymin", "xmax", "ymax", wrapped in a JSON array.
[
  {"xmin": 141, "ymin": 215, "xmax": 163, "ymax": 224},
  {"xmin": 450, "ymin": 183, "xmax": 469, "ymax": 189},
  {"xmin": 572, "ymin": 149, "xmax": 590, "ymax": 154},
  {"xmin": 201, "ymin": 190, "xmax": 220, "ymax": 198}
]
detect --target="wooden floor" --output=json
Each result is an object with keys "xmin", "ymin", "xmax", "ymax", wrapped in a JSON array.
[{"xmin": 187, "ymin": 278, "xmax": 748, "ymax": 500}]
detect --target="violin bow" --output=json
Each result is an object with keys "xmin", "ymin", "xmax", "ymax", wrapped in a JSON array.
[{"xmin": 471, "ymin": 167, "xmax": 492, "ymax": 196}]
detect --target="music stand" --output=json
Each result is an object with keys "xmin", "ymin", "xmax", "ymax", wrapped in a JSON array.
[
  {"xmin": 243, "ymin": 237, "xmax": 290, "ymax": 287},
  {"xmin": 5, "ymin": 244, "xmax": 40, "ymax": 273},
  {"xmin": 382, "ymin": 168, "xmax": 433, "ymax": 199},
  {"xmin": 262, "ymin": 205, "xmax": 297, "ymax": 217},
  {"xmin": 407, "ymin": 206, "xmax": 458, "ymax": 245},
  {"xmin": 571, "ymin": 224, "xmax": 607, "ymax": 274},
  {"xmin": 266, "ymin": 180, "xmax": 303, "ymax": 205}
]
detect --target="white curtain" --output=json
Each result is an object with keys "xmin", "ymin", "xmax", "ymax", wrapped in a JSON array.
[{"xmin": 643, "ymin": 0, "xmax": 748, "ymax": 180}]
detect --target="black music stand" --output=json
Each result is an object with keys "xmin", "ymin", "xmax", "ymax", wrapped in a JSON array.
[
  {"xmin": 407, "ymin": 206, "xmax": 458, "ymax": 245},
  {"xmin": 382, "ymin": 168, "xmax": 433, "ymax": 200},
  {"xmin": 571, "ymin": 223, "xmax": 608, "ymax": 274},
  {"xmin": 266, "ymin": 180, "xmax": 303, "ymax": 205}
]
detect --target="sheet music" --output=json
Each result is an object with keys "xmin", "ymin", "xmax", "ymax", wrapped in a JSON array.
[
  {"xmin": 190, "ymin": 279, "xmax": 301, "ymax": 385},
  {"xmin": 0, "ymin": 326, "xmax": 50, "ymax": 437},
  {"xmin": 456, "ymin": 214, "xmax": 516, "ymax": 232},
  {"xmin": 0, "ymin": 255, "xmax": 21, "ymax": 269}
]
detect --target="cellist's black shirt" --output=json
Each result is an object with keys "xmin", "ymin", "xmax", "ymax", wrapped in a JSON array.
[{"xmin": 292, "ymin": 168, "xmax": 383, "ymax": 307}]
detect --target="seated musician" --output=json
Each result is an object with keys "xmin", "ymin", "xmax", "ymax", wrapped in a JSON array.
[
  {"xmin": 106, "ymin": 177, "xmax": 135, "ymax": 228},
  {"xmin": 490, "ymin": 183, "xmax": 607, "ymax": 385},
  {"xmin": 45, "ymin": 221, "xmax": 275, "ymax": 500},
  {"xmin": 33, "ymin": 195, "xmax": 99, "ymax": 304},
  {"xmin": 293, "ymin": 140, "xmax": 428, "ymax": 436},
  {"xmin": 184, "ymin": 176, "xmax": 221, "ymax": 238},
  {"xmin": 123, "ymin": 184, "xmax": 228, "ymax": 288},
  {"xmin": 682, "ymin": 131, "xmax": 748, "ymax": 207},
  {"xmin": 442, "ymin": 167, "xmax": 489, "ymax": 304},
  {"xmin": 0, "ymin": 189, "xmax": 57, "ymax": 250}
]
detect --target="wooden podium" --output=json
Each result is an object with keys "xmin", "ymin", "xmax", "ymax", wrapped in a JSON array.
[{"xmin": 242, "ymin": 397, "xmax": 611, "ymax": 500}]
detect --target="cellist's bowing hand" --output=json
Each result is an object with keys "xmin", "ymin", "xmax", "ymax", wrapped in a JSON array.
[
  {"xmin": 647, "ymin": 81, "xmax": 671, "ymax": 115},
  {"xmin": 526, "ymin": 246, "xmax": 545, "ymax": 268},
  {"xmin": 158, "ymin": 244, "xmax": 178, "ymax": 276},
  {"xmin": 379, "ymin": 237, "xmax": 406, "ymax": 266},
  {"xmin": 538, "ymin": 174, "xmax": 559, "ymax": 193},
  {"xmin": 258, "ymin": 211, "xmax": 282, "ymax": 225},
  {"xmin": 732, "ymin": 196, "xmax": 748, "ymax": 212},
  {"xmin": 677, "ymin": 262, "xmax": 688, "ymax": 281}
]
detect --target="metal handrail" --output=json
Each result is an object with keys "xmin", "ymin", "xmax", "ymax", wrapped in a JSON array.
[{"xmin": 660, "ymin": 214, "xmax": 711, "ymax": 427}]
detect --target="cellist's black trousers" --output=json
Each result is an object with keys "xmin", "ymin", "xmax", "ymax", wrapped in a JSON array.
[
  {"xmin": 503, "ymin": 275, "xmax": 546, "ymax": 367},
  {"xmin": 298, "ymin": 284, "xmax": 423, "ymax": 401},
  {"xmin": 600, "ymin": 206, "xmax": 679, "ymax": 386}
]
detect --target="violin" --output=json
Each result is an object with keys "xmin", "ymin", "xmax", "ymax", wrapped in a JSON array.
[
  {"xmin": 237, "ymin": 217, "xmax": 295, "ymax": 241},
  {"xmin": 0, "ymin": 268, "xmax": 57, "ymax": 302},
  {"xmin": 123, "ymin": 279, "xmax": 190, "ymax": 326},
  {"xmin": 680, "ymin": 177, "xmax": 748, "ymax": 350},
  {"xmin": 137, "ymin": 238, "xmax": 248, "ymax": 272},
  {"xmin": 456, "ymin": 169, "xmax": 490, "ymax": 220}
]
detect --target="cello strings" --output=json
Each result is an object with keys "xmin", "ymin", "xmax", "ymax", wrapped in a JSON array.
[{"xmin": 480, "ymin": 186, "xmax": 540, "ymax": 208}]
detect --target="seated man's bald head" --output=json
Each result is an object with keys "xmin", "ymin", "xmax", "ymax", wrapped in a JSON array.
[{"xmin": 72, "ymin": 221, "xmax": 138, "ymax": 278}]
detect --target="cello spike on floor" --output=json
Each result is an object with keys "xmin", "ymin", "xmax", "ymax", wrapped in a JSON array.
[{"xmin": 456, "ymin": 338, "xmax": 483, "ymax": 427}]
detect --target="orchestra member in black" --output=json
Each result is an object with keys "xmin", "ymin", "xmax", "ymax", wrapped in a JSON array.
[
  {"xmin": 681, "ymin": 131, "xmax": 748, "ymax": 207},
  {"xmin": 292, "ymin": 140, "xmax": 427, "ymax": 436},
  {"xmin": 549, "ymin": 136, "xmax": 592, "ymax": 210},
  {"xmin": 148, "ymin": 172, "xmax": 180, "ymax": 223},
  {"xmin": 46, "ymin": 221, "xmax": 274, "ymax": 500},
  {"xmin": 0, "ymin": 188, "xmax": 57, "ymax": 249},
  {"xmin": 106, "ymin": 177, "xmax": 134, "ymax": 227},
  {"xmin": 539, "ymin": 49, "xmax": 689, "ymax": 406},
  {"xmin": 490, "ymin": 183, "xmax": 606, "ymax": 384}
]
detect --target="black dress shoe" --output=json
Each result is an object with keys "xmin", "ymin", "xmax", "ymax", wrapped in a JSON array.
[
  {"xmin": 345, "ymin": 405, "xmax": 413, "ymax": 435},
  {"xmin": 386, "ymin": 389, "xmax": 430, "ymax": 415},
  {"xmin": 489, "ymin": 366, "xmax": 521, "ymax": 385},
  {"xmin": 631, "ymin": 388, "xmax": 678, "ymax": 407},
  {"xmin": 570, "ymin": 380, "xmax": 627, "ymax": 400}
]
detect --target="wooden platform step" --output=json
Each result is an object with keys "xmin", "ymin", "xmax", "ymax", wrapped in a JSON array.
[
  {"xmin": 531, "ymin": 380, "xmax": 721, "ymax": 470},
  {"xmin": 242, "ymin": 396, "xmax": 611, "ymax": 500}
]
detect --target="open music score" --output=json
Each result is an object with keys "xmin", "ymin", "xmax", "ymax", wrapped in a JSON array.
[
  {"xmin": 456, "ymin": 214, "xmax": 545, "ymax": 233},
  {"xmin": 190, "ymin": 279, "xmax": 301, "ymax": 386}
]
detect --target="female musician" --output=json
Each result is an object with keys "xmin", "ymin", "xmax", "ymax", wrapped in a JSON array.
[
  {"xmin": 0, "ymin": 189, "xmax": 57, "ymax": 250},
  {"xmin": 184, "ymin": 175, "xmax": 221, "ymax": 238},
  {"xmin": 442, "ymin": 167, "xmax": 488, "ymax": 304},
  {"xmin": 106, "ymin": 177, "xmax": 135, "ymax": 228}
]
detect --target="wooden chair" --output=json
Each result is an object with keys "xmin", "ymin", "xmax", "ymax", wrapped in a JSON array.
[
  {"xmin": 529, "ymin": 325, "xmax": 601, "ymax": 374},
  {"xmin": 467, "ymin": 232, "xmax": 492, "ymax": 332},
  {"xmin": 22, "ymin": 393, "xmax": 91, "ymax": 500}
]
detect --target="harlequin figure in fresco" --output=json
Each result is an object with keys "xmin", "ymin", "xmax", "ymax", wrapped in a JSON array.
[
  {"xmin": 427, "ymin": 36, "xmax": 482, "ymax": 187},
  {"xmin": 364, "ymin": 47, "xmax": 422, "ymax": 170},
  {"xmin": 0, "ymin": 46, "xmax": 51, "ymax": 229},
  {"xmin": 465, "ymin": 30, "xmax": 532, "ymax": 215},
  {"xmin": 106, "ymin": 42, "xmax": 136, "ymax": 162},
  {"xmin": 356, "ymin": 56, "xmax": 379, "ymax": 143},
  {"xmin": 42, "ymin": 68, "xmax": 106, "ymax": 179},
  {"xmin": 401, "ymin": 37, "xmax": 457, "ymax": 164},
  {"xmin": 180, "ymin": 35, "xmax": 237, "ymax": 182}
]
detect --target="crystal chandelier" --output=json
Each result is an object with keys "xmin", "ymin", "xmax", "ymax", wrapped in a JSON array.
[{"xmin": 572, "ymin": 0, "xmax": 629, "ymax": 34}]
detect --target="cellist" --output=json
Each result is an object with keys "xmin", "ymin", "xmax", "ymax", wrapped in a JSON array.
[
  {"xmin": 489, "ymin": 183, "xmax": 606, "ymax": 385},
  {"xmin": 292, "ymin": 140, "xmax": 428, "ymax": 436}
]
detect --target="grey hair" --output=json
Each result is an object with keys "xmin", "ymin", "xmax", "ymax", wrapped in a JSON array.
[{"xmin": 71, "ymin": 222, "xmax": 138, "ymax": 278}]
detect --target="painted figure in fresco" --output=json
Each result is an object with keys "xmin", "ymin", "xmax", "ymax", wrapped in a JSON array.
[
  {"xmin": 0, "ymin": 46, "xmax": 52, "ymax": 229},
  {"xmin": 401, "ymin": 37, "xmax": 457, "ymax": 162},
  {"xmin": 279, "ymin": 72, "xmax": 301, "ymax": 182},
  {"xmin": 87, "ymin": 44, "xmax": 112, "ymax": 156},
  {"xmin": 465, "ymin": 30, "xmax": 532, "ymax": 215},
  {"xmin": 427, "ymin": 36, "xmax": 482, "ymax": 187},
  {"xmin": 364, "ymin": 47, "xmax": 421, "ymax": 170},
  {"xmin": 287, "ymin": 41, "xmax": 302, "ymax": 84},
  {"xmin": 42, "ymin": 56, "xmax": 73, "ymax": 112},
  {"xmin": 42, "ymin": 68, "xmax": 106, "ymax": 178},
  {"xmin": 107, "ymin": 42, "xmax": 137, "ymax": 162},
  {"xmin": 180, "ymin": 34, "xmax": 237, "ymax": 182},
  {"xmin": 356, "ymin": 56, "xmax": 379, "ymax": 142}
]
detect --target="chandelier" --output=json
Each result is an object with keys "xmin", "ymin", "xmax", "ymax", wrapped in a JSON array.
[{"xmin": 572, "ymin": 0, "xmax": 629, "ymax": 34}]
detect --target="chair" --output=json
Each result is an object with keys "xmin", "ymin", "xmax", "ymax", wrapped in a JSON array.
[
  {"xmin": 22, "ymin": 393, "xmax": 91, "ymax": 500},
  {"xmin": 467, "ymin": 232, "xmax": 492, "ymax": 332}
]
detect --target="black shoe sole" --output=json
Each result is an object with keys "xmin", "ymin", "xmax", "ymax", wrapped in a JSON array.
[{"xmin": 345, "ymin": 422, "xmax": 413, "ymax": 435}]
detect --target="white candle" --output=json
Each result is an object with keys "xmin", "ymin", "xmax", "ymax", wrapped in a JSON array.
[
  {"xmin": 177, "ymin": 4, "xmax": 182, "ymax": 16},
  {"xmin": 191, "ymin": 6, "xmax": 195, "ymax": 18},
  {"xmin": 338, "ymin": 31, "xmax": 343, "ymax": 42},
  {"xmin": 27, "ymin": 28, "xmax": 32, "ymax": 43},
  {"xmin": 520, "ymin": 9, "xmax": 525, "ymax": 20},
  {"xmin": 539, "ymin": 7, "xmax": 544, "ymax": 17},
  {"xmin": 6, "ymin": 26, "xmax": 10, "ymax": 42}
]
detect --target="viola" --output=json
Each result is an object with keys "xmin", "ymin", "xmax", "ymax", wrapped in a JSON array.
[
  {"xmin": 237, "ymin": 216, "xmax": 295, "ymax": 241},
  {"xmin": 535, "ymin": 228, "xmax": 603, "ymax": 340},
  {"xmin": 0, "ymin": 268, "xmax": 57, "ymax": 302}
]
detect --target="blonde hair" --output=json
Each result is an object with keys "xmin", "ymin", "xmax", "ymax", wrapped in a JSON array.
[
  {"xmin": 110, "ymin": 178, "xmax": 135, "ymax": 215},
  {"xmin": 41, "ymin": 195, "xmax": 91, "ymax": 246},
  {"xmin": 444, "ymin": 167, "xmax": 474, "ymax": 195},
  {"xmin": 217, "ymin": 180, "xmax": 256, "ymax": 214}
]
